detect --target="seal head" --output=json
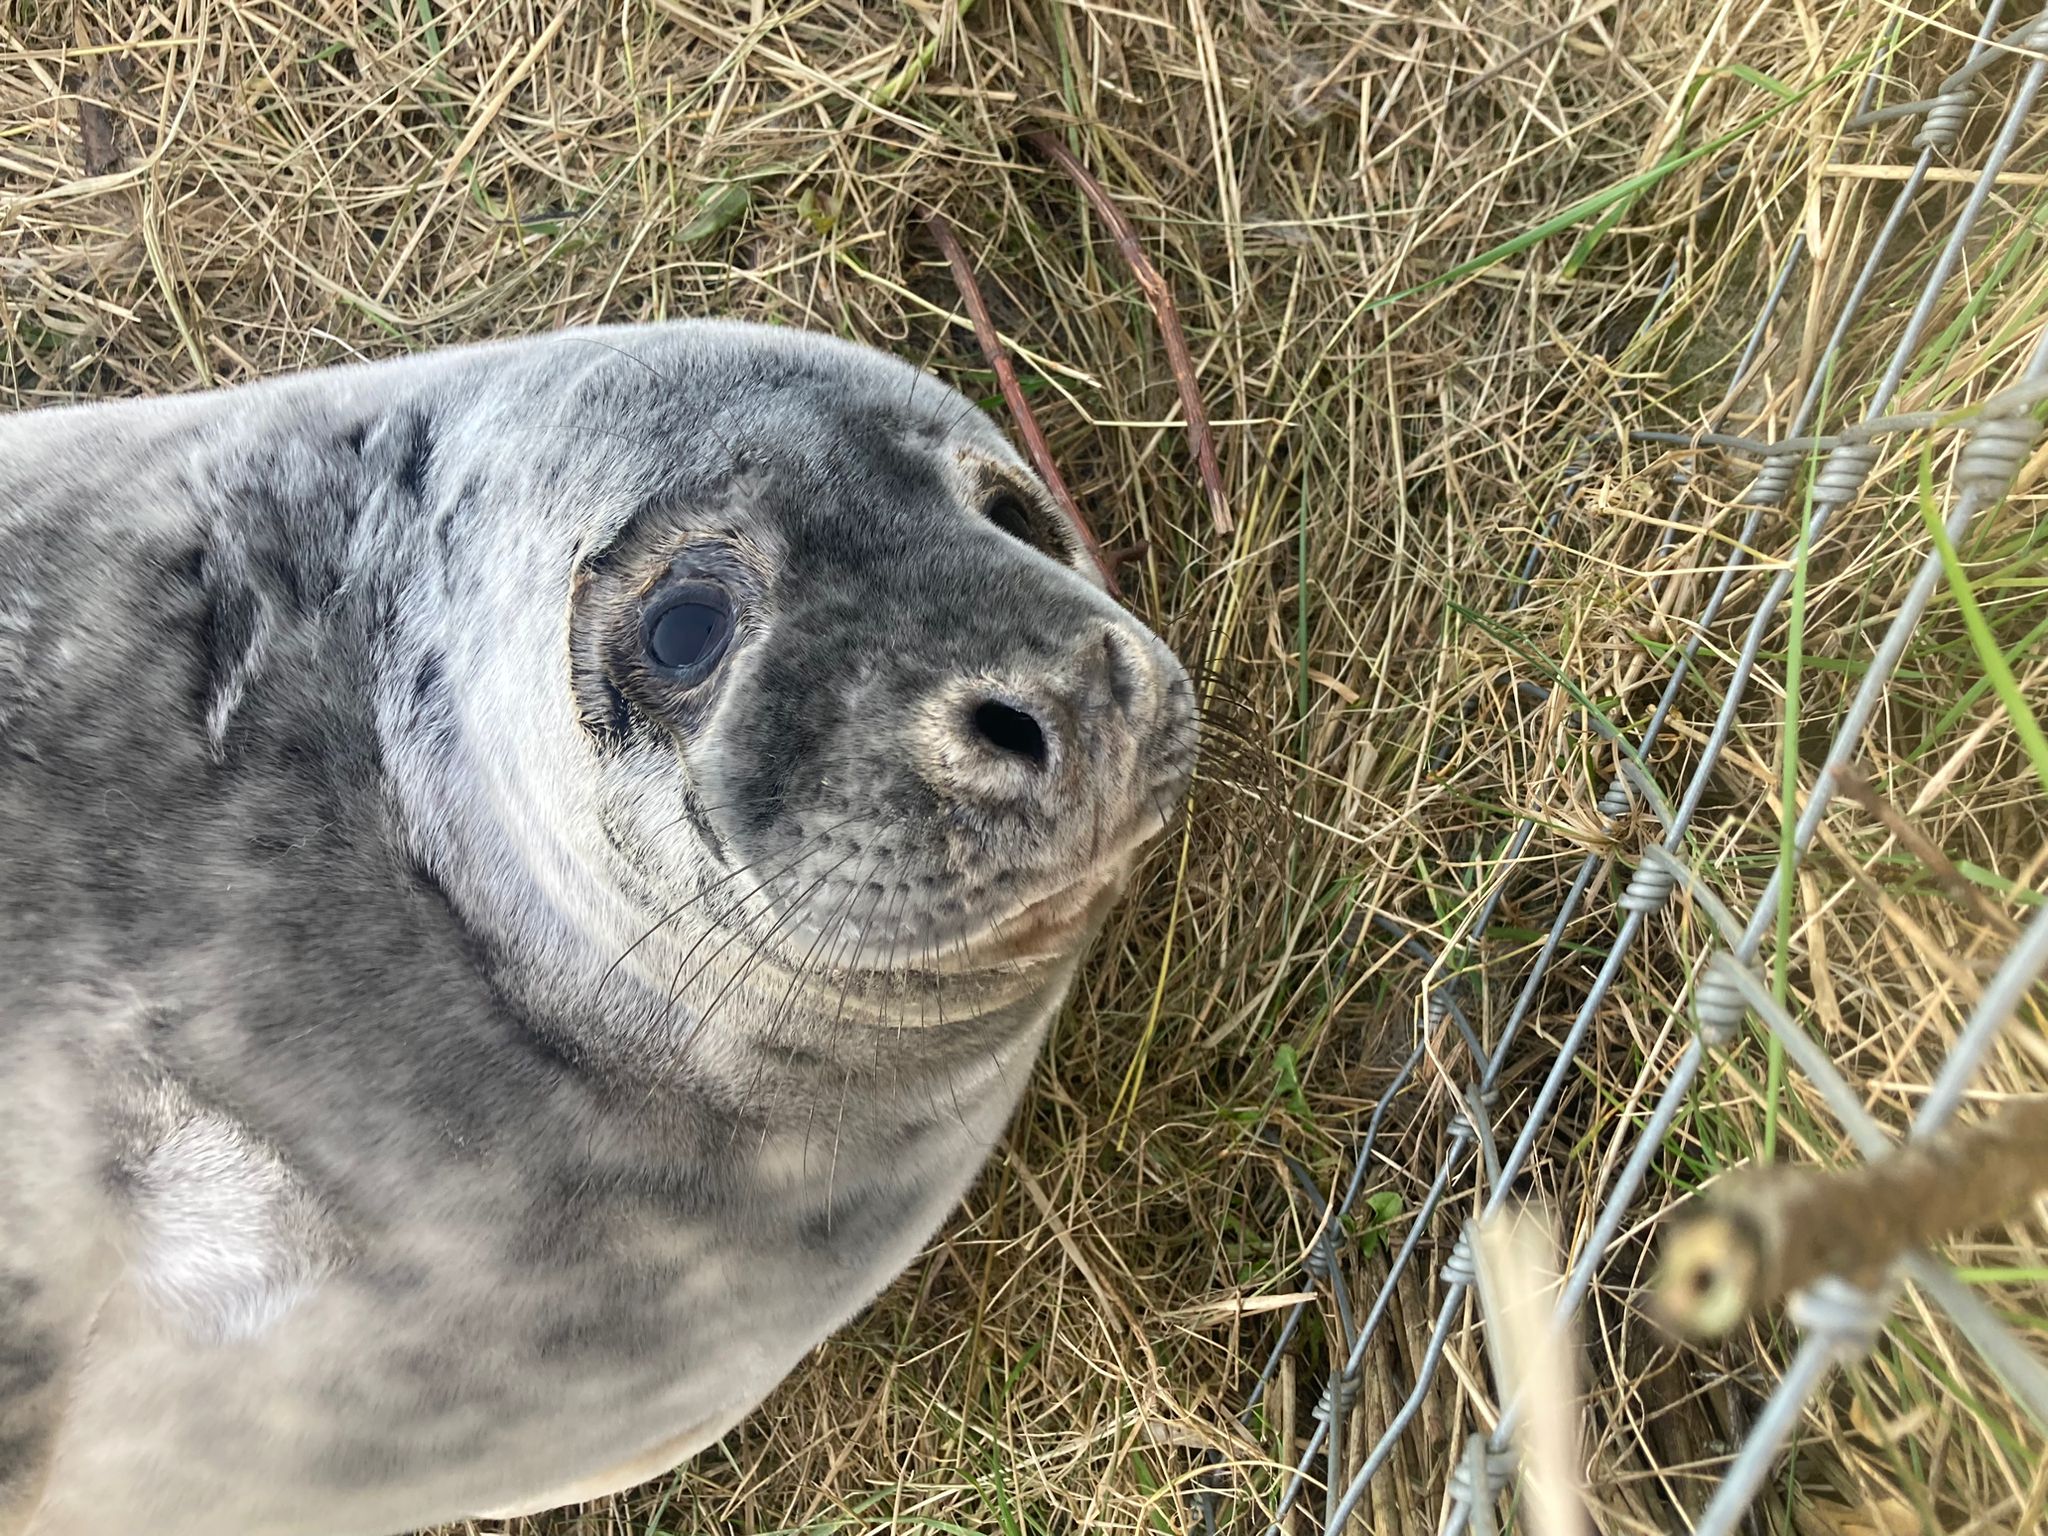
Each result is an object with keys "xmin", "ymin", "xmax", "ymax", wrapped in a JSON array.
[{"xmin": 558, "ymin": 348, "xmax": 1189, "ymax": 1034}]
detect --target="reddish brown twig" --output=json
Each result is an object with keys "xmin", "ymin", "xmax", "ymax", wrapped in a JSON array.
[
  {"xmin": 1103, "ymin": 540, "xmax": 1151, "ymax": 574},
  {"xmin": 924, "ymin": 211, "xmax": 1120, "ymax": 598},
  {"xmin": 1833, "ymin": 761, "xmax": 2016, "ymax": 937},
  {"xmin": 1024, "ymin": 129, "xmax": 1233, "ymax": 536}
]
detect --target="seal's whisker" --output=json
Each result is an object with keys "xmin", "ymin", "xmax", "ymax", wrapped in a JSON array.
[
  {"xmin": 688, "ymin": 806, "xmax": 929, "ymax": 999},
  {"xmin": 598, "ymin": 806, "xmax": 860, "ymax": 987},
  {"xmin": 792, "ymin": 867, "xmax": 911, "ymax": 1172},
  {"xmin": 862, "ymin": 885, "xmax": 911, "ymax": 1031},
  {"xmin": 929, "ymin": 948, "xmax": 988, "ymax": 1161},
  {"xmin": 564, "ymin": 336, "xmax": 679, "ymax": 391},
  {"xmin": 922, "ymin": 931, "xmax": 945, "ymax": 1038},
  {"xmin": 672, "ymin": 841, "xmax": 870, "ymax": 1032},
  {"xmin": 726, "ymin": 858, "xmax": 890, "ymax": 1134},
  {"xmin": 946, "ymin": 388, "xmax": 984, "ymax": 441},
  {"xmin": 556, "ymin": 338, "xmax": 751, "ymax": 468},
  {"xmin": 701, "ymin": 846, "xmax": 879, "ymax": 1031},
  {"xmin": 636, "ymin": 842, "xmax": 876, "ymax": 1135},
  {"xmin": 717, "ymin": 855, "xmax": 879, "ymax": 1162},
  {"xmin": 948, "ymin": 1066, "xmax": 975, "ymax": 1140},
  {"xmin": 885, "ymin": 880, "xmax": 916, "ymax": 983},
  {"xmin": 764, "ymin": 849, "xmax": 886, "ymax": 1034},
  {"xmin": 814, "ymin": 863, "xmax": 895, "ymax": 1009},
  {"xmin": 596, "ymin": 807, "xmax": 875, "ymax": 995},
  {"xmin": 830, "ymin": 872, "xmax": 900, "ymax": 1032},
  {"xmin": 821, "ymin": 1066, "xmax": 855, "ymax": 1233},
  {"xmin": 631, "ymin": 810, "xmax": 875, "ymax": 991}
]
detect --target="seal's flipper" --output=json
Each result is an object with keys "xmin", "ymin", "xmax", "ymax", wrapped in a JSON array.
[
  {"xmin": 127, "ymin": 1115, "xmax": 344, "ymax": 1344},
  {"xmin": 115, "ymin": 1077, "xmax": 347, "ymax": 1347},
  {"xmin": 0, "ymin": 1035, "xmax": 347, "ymax": 1536}
]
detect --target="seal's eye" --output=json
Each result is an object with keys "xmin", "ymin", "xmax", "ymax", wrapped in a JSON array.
[
  {"xmin": 985, "ymin": 491, "xmax": 1036, "ymax": 545},
  {"xmin": 983, "ymin": 487, "xmax": 1076, "ymax": 565},
  {"xmin": 643, "ymin": 583, "xmax": 733, "ymax": 679}
]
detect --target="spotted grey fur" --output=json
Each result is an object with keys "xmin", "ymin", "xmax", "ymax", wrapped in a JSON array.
[{"xmin": 0, "ymin": 322, "xmax": 1195, "ymax": 1535}]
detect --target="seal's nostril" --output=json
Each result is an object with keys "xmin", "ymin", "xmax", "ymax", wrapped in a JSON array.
[{"xmin": 971, "ymin": 699, "xmax": 1048, "ymax": 768}]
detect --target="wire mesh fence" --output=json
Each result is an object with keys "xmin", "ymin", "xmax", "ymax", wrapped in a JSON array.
[{"xmin": 1230, "ymin": 9, "xmax": 2048, "ymax": 1532}]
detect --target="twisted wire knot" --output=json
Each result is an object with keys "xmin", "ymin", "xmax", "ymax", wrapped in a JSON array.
[
  {"xmin": 1813, "ymin": 439, "xmax": 1883, "ymax": 504},
  {"xmin": 1448, "ymin": 1084, "xmax": 1500, "ymax": 1138},
  {"xmin": 1741, "ymin": 454, "xmax": 1800, "ymax": 506},
  {"xmin": 1304, "ymin": 1225, "xmax": 1342, "ymax": 1284},
  {"xmin": 1313, "ymin": 1370, "xmax": 1363, "ymax": 1422},
  {"xmin": 1441, "ymin": 1231, "xmax": 1479, "ymax": 1287},
  {"xmin": 1447, "ymin": 1435, "xmax": 1516, "ymax": 1503},
  {"xmin": 1599, "ymin": 774, "xmax": 1635, "ymax": 819},
  {"xmin": 1956, "ymin": 410, "xmax": 2042, "ymax": 501},
  {"xmin": 1912, "ymin": 81, "xmax": 1973, "ymax": 152},
  {"xmin": 1788, "ymin": 1275, "xmax": 1886, "ymax": 1354},
  {"xmin": 1692, "ymin": 954, "xmax": 1751, "ymax": 1044},
  {"xmin": 1620, "ymin": 857, "xmax": 1679, "ymax": 914}
]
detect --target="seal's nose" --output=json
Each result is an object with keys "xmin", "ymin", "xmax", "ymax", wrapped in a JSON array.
[{"xmin": 920, "ymin": 626, "xmax": 1159, "ymax": 810}]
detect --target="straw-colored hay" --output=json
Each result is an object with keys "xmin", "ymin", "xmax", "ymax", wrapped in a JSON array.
[{"xmin": 5, "ymin": 3, "xmax": 2045, "ymax": 1532}]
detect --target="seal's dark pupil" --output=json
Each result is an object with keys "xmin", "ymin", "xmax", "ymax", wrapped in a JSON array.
[
  {"xmin": 648, "ymin": 599, "xmax": 728, "ymax": 672},
  {"xmin": 986, "ymin": 494, "xmax": 1035, "ymax": 546}
]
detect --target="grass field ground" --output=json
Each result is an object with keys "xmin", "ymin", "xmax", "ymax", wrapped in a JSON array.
[{"xmin": 5, "ymin": 2, "xmax": 2047, "ymax": 1532}]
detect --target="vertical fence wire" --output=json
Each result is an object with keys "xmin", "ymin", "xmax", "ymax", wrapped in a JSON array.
[{"xmin": 1242, "ymin": 8, "xmax": 2048, "ymax": 1532}]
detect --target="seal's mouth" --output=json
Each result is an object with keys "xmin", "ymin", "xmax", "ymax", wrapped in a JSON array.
[
  {"xmin": 724, "ymin": 768, "xmax": 1189, "ymax": 999},
  {"xmin": 947, "ymin": 867, "xmax": 1126, "ymax": 968},
  {"xmin": 935, "ymin": 794, "xmax": 1177, "ymax": 972}
]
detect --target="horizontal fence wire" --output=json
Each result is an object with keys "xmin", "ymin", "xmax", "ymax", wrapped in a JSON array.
[{"xmin": 1236, "ymin": 7, "xmax": 2048, "ymax": 1533}]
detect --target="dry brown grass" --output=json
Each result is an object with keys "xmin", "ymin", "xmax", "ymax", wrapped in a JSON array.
[{"xmin": 6, "ymin": 2, "xmax": 2048, "ymax": 1533}]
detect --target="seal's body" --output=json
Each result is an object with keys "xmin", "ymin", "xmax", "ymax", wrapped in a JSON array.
[{"xmin": 0, "ymin": 323, "xmax": 1194, "ymax": 1536}]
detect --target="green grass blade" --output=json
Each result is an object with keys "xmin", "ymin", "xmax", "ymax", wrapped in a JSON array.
[{"xmin": 1916, "ymin": 443, "xmax": 2048, "ymax": 797}]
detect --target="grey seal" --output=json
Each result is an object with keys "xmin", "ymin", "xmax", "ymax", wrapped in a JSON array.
[{"xmin": 0, "ymin": 321, "xmax": 1195, "ymax": 1536}]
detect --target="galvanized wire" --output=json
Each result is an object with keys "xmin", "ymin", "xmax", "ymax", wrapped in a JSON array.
[{"xmin": 1241, "ymin": 8, "xmax": 2048, "ymax": 1533}]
